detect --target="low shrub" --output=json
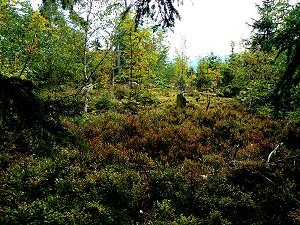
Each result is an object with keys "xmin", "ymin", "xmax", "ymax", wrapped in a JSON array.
[{"xmin": 1, "ymin": 95, "xmax": 299, "ymax": 224}]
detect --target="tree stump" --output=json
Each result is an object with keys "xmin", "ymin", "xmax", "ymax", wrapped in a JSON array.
[{"xmin": 176, "ymin": 93, "xmax": 187, "ymax": 109}]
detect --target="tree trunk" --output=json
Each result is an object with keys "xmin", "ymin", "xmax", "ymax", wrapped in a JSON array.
[
  {"xmin": 176, "ymin": 93, "xmax": 187, "ymax": 109},
  {"xmin": 83, "ymin": 0, "xmax": 93, "ymax": 113}
]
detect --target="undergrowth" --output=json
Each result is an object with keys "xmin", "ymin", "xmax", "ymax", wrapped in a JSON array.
[{"xmin": 1, "ymin": 93, "xmax": 299, "ymax": 224}]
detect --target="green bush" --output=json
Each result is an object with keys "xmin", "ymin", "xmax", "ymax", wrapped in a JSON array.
[
  {"xmin": 93, "ymin": 94, "xmax": 117, "ymax": 110},
  {"xmin": 1, "ymin": 94, "xmax": 299, "ymax": 224}
]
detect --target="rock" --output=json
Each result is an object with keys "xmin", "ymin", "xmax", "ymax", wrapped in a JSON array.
[{"xmin": 124, "ymin": 81, "xmax": 139, "ymax": 88}]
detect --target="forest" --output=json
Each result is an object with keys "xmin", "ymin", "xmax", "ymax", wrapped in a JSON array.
[{"xmin": 0, "ymin": 0, "xmax": 299, "ymax": 224}]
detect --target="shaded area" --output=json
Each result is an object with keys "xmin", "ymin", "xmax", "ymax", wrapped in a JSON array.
[{"xmin": 0, "ymin": 75, "xmax": 83, "ymax": 156}]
